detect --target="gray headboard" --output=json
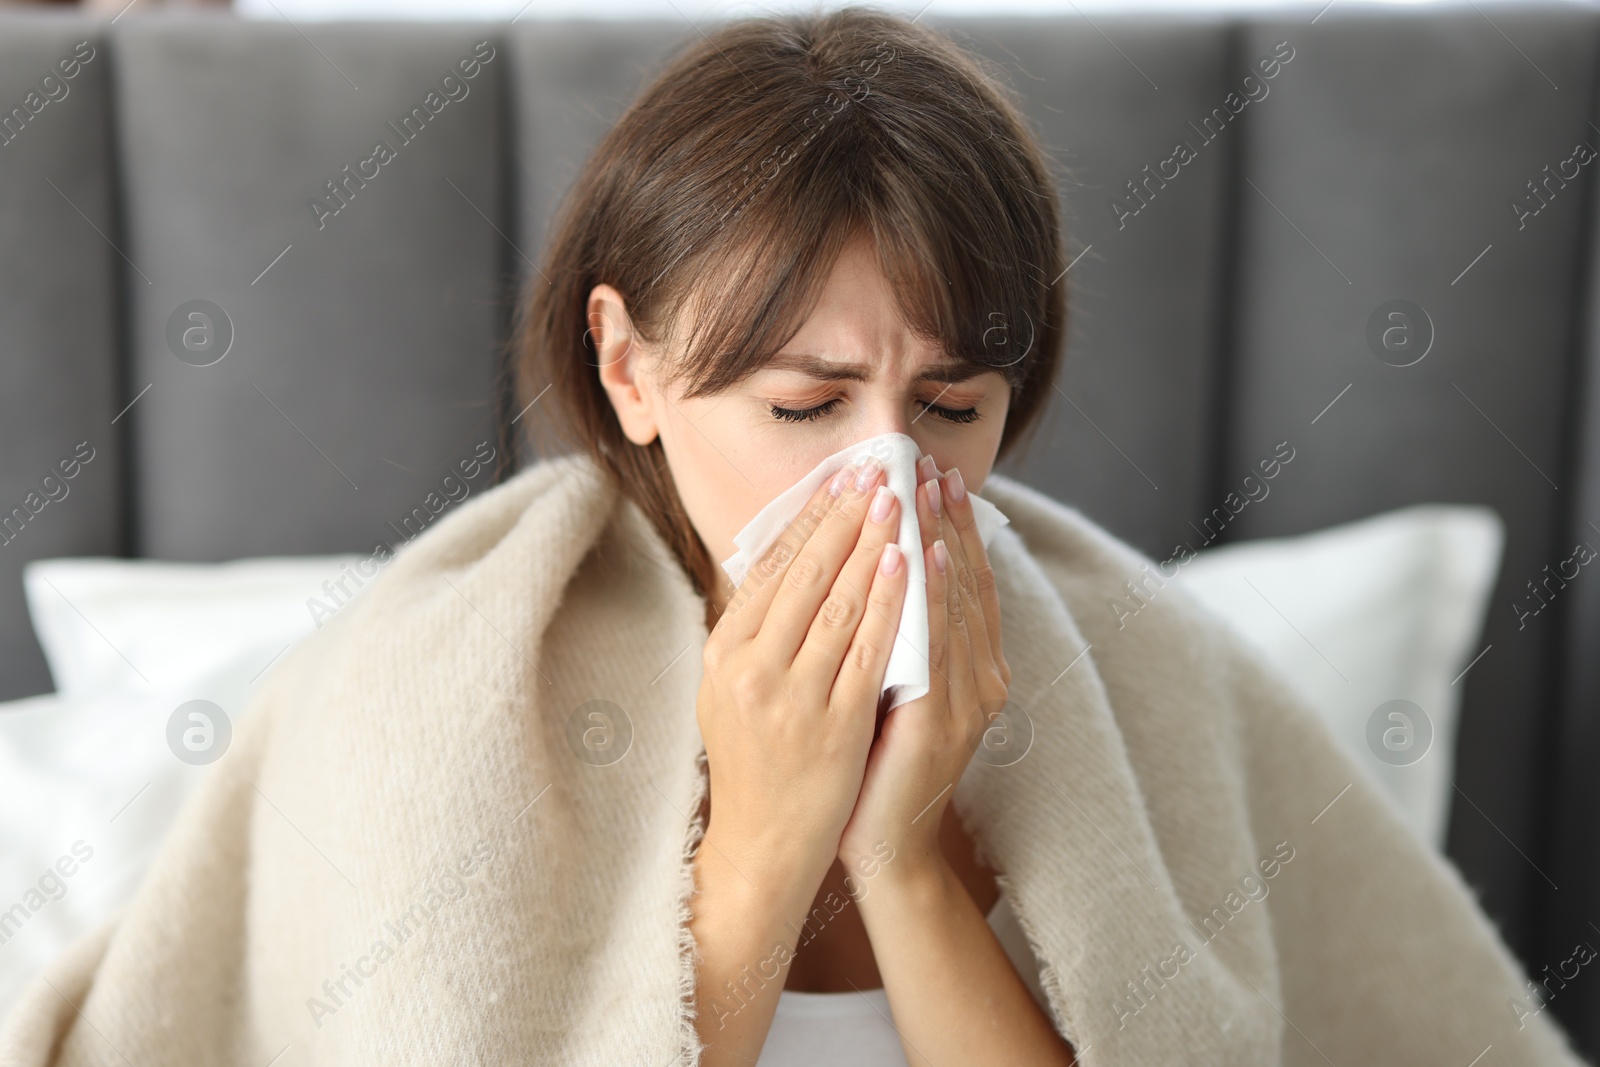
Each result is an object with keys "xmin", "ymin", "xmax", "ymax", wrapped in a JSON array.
[{"xmin": 3, "ymin": 3, "xmax": 1599, "ymax": 1051}]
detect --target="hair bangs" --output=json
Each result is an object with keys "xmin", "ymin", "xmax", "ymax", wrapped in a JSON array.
[{"xmin": 656, "ymin": 137, "xmax": 1042, "ymax": 403}]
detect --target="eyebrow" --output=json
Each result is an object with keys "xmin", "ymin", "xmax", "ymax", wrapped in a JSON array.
[{"xmin": 764, "ymin": 352, "xmax": 990, "ymax": 384}]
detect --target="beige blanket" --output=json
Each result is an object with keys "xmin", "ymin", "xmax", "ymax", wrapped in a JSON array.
[{"xmin": 1, "ymin": 451, "xmax": 1588, "ymax": 1066}]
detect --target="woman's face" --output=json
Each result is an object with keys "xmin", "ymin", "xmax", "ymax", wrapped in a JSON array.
[{"xmin": 590, "ymin": 236, "xmax": 1012, "ymax": 612}]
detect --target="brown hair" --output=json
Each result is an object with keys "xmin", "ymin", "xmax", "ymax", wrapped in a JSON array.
[{"xmin": 504, "ymin": 4, "xmax": 1067, "ymax": 604}]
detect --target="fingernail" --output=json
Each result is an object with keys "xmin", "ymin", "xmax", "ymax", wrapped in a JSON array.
[
  {"xmin": 880, "ymin": 542, "xmax": 902, "ymax": 576},
  {"xmin": 829, "ymin": 463, "xmax": 854, "ymax": 498},
  {"xmin": 917, "ymin": 454, "xmax": 936, "ymax": 482},
  {"xmin": 869, "ymin": 483, "xmax": 893, "ymax": 523},
  {"xmin": 933, "ymin": 539, "xmax": 949, "ymax": 574},
  {"xmin": 946, "ymin": 467, "xmax": 967, "ymax": 503},
  {"xmin": 926, "ymin": 477, "xmax": 941, "ymax": 516},
  {"xmin": 853, "ymin": 456, "xmax": 882, "ymax": 491}
]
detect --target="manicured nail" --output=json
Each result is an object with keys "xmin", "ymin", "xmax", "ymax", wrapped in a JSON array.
[
  {"xmin": 829, "ymin": 463, "xmax": 854, "ymax": 497},
  {"xmin": 869, "ymin": 484, "xmax": 893, "ymax": 522},
  {"xmin": 933, "ymin": 539, "xmax": 949, "ymax": 574},
  {"xmin": 946, "ymin": 467, "xmax": 967, "ymax": 503},
  {"xmin": 853, "ymin": 456, "xmax": 882, "ymax": 492},
  {"xmin": 926, "ymin": 477, "xmax": 941, "ymax": 516},
  {"xmin": 880, "ymin": 542, "xmax": 903, "ymax": 576},
  {"xmin": 917, "ymin": 454, "xmax": 937, "ymax": 483}
]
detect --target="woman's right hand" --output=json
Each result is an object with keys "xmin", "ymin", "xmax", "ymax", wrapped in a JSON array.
[{"xmin": 696, "ymin": 455, "xmax": 909, "ymax": 895}]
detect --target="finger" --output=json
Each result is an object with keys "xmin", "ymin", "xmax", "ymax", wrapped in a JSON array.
[
  {"xmin": 917, "ymin": 465, "xmax": 950, "ymax": 568},
  {"xmin": 921, "ymin": 467, "xmax": 992, "ymax": 694},
  {"xmin": 938, "ymin": 536, "xmax": 981, "ymax": 728},
  {"xmin": 756, "ymin": 458, "xmax": 889, "ymax": 666},
  {"xmin": 940, "ymin": 467, "xmax": 1004, "ymax": 677},
  {"xmin": 931, "ymin": 472, "xmax": 993, "ymax": 672},
  {"xmin": 826, "ymin": 504, "xmax": 910, "ymax": 717},
  {"xmin": 940, "ymin": 537, "xmax": 979, "ymax": 748},
  {"xmin": 793, "ymin": 482, "xmax": 902, "ymax": 705},
  {"xmin": 716, "ymin": 460, "xmax": 855, "ymax": 646},
  {"xmin": 918, "ymin": 462, "xmax": 942, "ymax": 557},
  {"xmin": 923, "ymin": 536, "xmax": 951, "ymax": 704}
]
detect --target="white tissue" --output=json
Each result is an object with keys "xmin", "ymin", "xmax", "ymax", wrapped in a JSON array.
[{"xmin": 719, "ymin": 431, "xmax": 1009, "ymax": 711}]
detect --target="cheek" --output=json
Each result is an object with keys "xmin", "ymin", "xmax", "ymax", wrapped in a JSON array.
[
  {"xmin": 963, "ymin": 408, "xmax": 1009, "ymax": 491},
  {"xmin": 921, "ymin": 437, "xmax": 1001, "ymax": 495},
  {"xmin": 657, "ymin": 413, "xmax": 806, "ymax": 565}
]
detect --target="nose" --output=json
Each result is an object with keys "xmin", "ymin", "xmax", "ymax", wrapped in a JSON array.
[
  {"xmin": 859, "ymin": 402, "xmax": 916, "ymax": 445},
  {"xmin": 872, "ymin": 420, "xmax": 914, "ymax": 442}
]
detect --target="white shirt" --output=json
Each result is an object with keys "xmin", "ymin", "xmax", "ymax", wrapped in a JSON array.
[{"xmin": 754, "ymin": 891, "xmax": 1049, "ymax": 1066}]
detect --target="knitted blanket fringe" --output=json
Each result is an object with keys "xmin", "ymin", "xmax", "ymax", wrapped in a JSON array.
[{"xmin": 1, "ymin": 452, "xmax": 1589, "ymax": 1066}]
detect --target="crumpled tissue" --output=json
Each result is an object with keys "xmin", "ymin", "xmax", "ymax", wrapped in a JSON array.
[{"xmin": 719, "ymin": 431, "xmax": 1009, "ymax": 711}]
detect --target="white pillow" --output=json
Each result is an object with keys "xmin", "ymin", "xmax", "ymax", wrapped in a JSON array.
[
  {"xmin": 1171, "ymin": 503, "xmax": 1504, "ymax": 851},
  {"xmin": 0, "ymin": 639, "xmax": 283, "ymax": 1018},
  {"xmin": 22, "ymin": 555, "xmax": 365, "ymax": 698}
]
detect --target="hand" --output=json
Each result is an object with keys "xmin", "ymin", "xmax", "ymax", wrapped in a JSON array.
[
  {"xmin": 837, "ymin": 458, "xmax": 1012, "ymax": 878},
  {"xmin": 696, "ymin": 455, "xmax": 911, "ymax": 896}
]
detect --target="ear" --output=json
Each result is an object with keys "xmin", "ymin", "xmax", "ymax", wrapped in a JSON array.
[{"xmin": 588, "ymin": 283, "xmax": 661, "ymax": 446}]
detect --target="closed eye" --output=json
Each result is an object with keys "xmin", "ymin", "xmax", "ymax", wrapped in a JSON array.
[
  {"xmin": 767, "ymin": 398, "xmax": 981, "ymax": 424},
  {"xmin": 921, "ymin": 403, "xmax": 981, "ymax": 424},
  {"xmin": 767, "ymin": 399, "xmax": 840, "ymax": 423}
]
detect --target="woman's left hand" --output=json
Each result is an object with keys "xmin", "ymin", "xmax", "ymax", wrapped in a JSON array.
[{"xmin": 836, "ymin": 457, "xmax": 1012, "ymax": 880}]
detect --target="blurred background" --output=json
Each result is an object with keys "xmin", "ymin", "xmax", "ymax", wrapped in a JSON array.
[
  {"xmin": 2, "ymin": 0, "xmax": 1600, "ymax": 1055},
  {"xmin": 9, "ymin": 0, "xmax": 1494, "ymax": 16}
]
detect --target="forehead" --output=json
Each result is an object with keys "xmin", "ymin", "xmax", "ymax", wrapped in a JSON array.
[{"xmin": 764, "ymin": 237, "xmax": 977, "ymax": 381}]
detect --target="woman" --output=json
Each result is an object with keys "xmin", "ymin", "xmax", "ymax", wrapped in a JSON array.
[
  {"xmin": 556, "ymin": 10, "xmax": 1068, "ymax": 1055},
  {"xmin": 1, "ymin": 7, "xmax": 1589, "ymax": 1067}
]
